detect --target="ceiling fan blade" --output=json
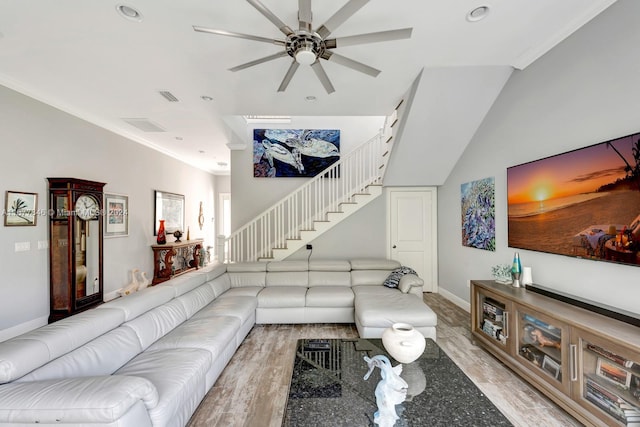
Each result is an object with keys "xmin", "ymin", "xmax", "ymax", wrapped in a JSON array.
[
  {"xmin": 316, "ymin": 0, "xmax": 369, "ymax": 39},
  {"xmin": 247, "ymin": 0, "xmax": 294, "ymax": 36},
  {"xmin": 278, "ymin": 61, "xmax": 300, "ymax": 92},
  {"xmin": 322, "ymin": 52, "xmax": 380, "ymax": 77},
  {"xmin": 298, "ymin": 0, "xmax": 312, "ymax": 30},
  {"xmin": 193, "ymin": 26, "xmax": 285, "ymax": 46},
  {"xmin": 311, "ymin": 61, "xmax": 335, "ymax": 94},
  {"xmin": 230, "ymin": 51, "xmax": 289, "ymax": 72},
  {"xmin": 326, "ymin": 28, "xmax": 413, "ymax": 48}
]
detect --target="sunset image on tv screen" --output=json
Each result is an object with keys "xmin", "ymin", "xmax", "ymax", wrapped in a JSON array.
[{"xmin": 507, "ymin": 132, "xmax": 640, "ymax": 266}]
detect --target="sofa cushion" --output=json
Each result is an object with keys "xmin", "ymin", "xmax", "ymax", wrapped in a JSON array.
[
  {"xmin": 266, "ymin": 260, "xmax": 308, "ymax": 272},
  {"xmin": 308, "ymin": 271, "xmax": 351, "ymax": 287},
  {"xmin": 355, "ymin": 292, "xmax": 437, "ymax": 329},
  {"xmin": 176, "ymin": 283, "xmax": 216, "ymax": 318},
  {"xmin": 207, "ymin": 274, "xmax": 231, "ymax": 297},
  {"xmin": 17, "ymin": 326, "xmax": 142, "ymax": 382},
  {"xmin": 158, "ymin": 271, "xmax": 207, "ymax": 297},
  {"xmin": 266, "ymin": 271, "xmax": 308, "ymax": 287},
  {"xmin": 149, "ymin": 316, "xmax": 240, "ymax": 360},
  {"xmin": 226, "ymin": 262, "xmax": 267, "ymax": 273},
  {"xmin": 351, "ymin": 270, "xmax": 394, "ymax": 286},
  {"xmin": 193, "ymin": 296, "xmax": 257, "ymax": 325},
  {"xmin": 306, "ymin": 287, "xmax": 354, "ymax": 308},
  {"xmin": 0, "ymin": 307, "xmax": 125, "ymax": 383},
  {"xmin": 383, "ymin": 266, "xmax": 417, "ymax": 288},
  {"xmin": 98, "ymin": 285, "xmax": 176, "ymax": 321},
  {"xmin": 115, "ymin": 348, "xmax": 210, "ymax": 427},
  {"xmin": 350, "ymin": 259, "xmax": 401, "ymax": 270},
  {"xmin": 309, "ymin": 259, "xmax": 351, "ymax": 271},
  {"xmin": 398, "ymin": 274, "xmax": 424, "ymax": 294},
  {"xmin": 123, "ymin": 299, "xmax": 187, "ymax": 350},
  {"xmin": 258, "ymin": 287, "xmax": 307, "ymax": 308},
  {"xmin": 0, "ymin": 375, "xmax": 158, "ymax": 424},
  {"xmin": 218, "ymin": 286, "xmax": 263, "ymax": 298}
]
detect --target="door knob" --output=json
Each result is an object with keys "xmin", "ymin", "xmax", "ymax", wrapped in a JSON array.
[{"xmin": 392, "ymin": 245, "xmax": 397, "ymax": 248}]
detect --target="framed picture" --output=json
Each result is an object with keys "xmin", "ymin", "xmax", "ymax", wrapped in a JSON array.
[
  {"xmin": 4, "ymin": 191, "xmax": 38, "ymax": 226},
  {"xmin": 154, "ymin": 190, "xmax": 184, "ymax": 235},
  {"xmin": 253, "ymin": 129, "xmax": 340, "ymax": 177},
  {"xmin": 104, "ymin": 193, "xmax": 128, "ymax": 237},
  {"xmin": 461, "ymin": 177, "xmax": 496, "ymax": 251},
  {"xmin": 541, "ymin": 355, "xmax": 561, "ymax": 380}
]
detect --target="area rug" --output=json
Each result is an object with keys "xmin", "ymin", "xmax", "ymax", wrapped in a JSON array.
[{"xmin": 283, "ymin": 338, "xmax": 513, "ymax": 426}]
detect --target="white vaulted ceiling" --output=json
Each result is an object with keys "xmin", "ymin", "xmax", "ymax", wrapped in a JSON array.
[{"xmin": 0, "ymin": 0, "xmax": 617, "ymax": 175}]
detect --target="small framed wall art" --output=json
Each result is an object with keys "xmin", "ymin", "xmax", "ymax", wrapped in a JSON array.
[
  {"xmin": 4, "ymin": 191, "xmax": 38, "ymax": 226},
  {"xmin": 104, "ymin": 193, "xmax": 129, "ymax": 237}
]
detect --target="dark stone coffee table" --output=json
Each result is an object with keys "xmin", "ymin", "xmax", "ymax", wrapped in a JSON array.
[{"xmin": 283, "ymin": 338, "xmax": 512, "ymax": 426}]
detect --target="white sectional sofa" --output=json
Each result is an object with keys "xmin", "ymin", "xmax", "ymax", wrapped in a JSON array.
[{"xmin": 0, "ymin": 259, "xmax": 437, "ymax": 427}]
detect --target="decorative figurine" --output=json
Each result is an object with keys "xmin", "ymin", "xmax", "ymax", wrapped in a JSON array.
[
  {"xmin": 363, "ymin": 355, "xmax": 408, "ymax": 427},
  {"xmin": 173, "ymin": 229, "xmax": 183, "ymax": 242}
]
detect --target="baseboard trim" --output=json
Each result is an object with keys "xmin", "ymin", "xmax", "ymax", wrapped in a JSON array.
[
  {"xmin": 0, "ymin": 316, "xmax": 47, "ymax": 342},
  {"xmin": 438, "ymin": 288, "xmax": 470, "ymax": 312}
]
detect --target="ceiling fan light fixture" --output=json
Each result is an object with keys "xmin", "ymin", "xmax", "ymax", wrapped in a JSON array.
[{"xmin": 295, "ymin": 46, "xmax": 317, "ymax": 65}]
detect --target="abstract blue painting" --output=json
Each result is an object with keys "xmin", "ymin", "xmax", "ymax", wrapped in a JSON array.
[
  {"xmin": 253, "ymin": 129, "xmax": 340, "ymax": 177},
  {"xmin": 461, "ymin": 177, "xmax": 496, "ymax": 251}
]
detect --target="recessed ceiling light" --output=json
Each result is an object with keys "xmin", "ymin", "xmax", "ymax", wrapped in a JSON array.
[
  {"xmin": 467, "ymin": 5, "xmax": 490, "ymax": 22},
  {"xmin": 201, "ymin": 95, "xmax": 214, "ymax": 101},
  {"xmin": 199, "ymin": 150, "xmax": 206, "ymax": 154},
  {"xmin": 305, "ymin": 95, "xmax": 317, "ymax": 102},
  {"xmin": 217, "ymin": 162, "xmax": 228, "ymax": 167},
  {"xmin": 175, "ymin": 136, "xmax": 183, "ymax": 141},
  {"xmin": 116, "ymin": 4, "xmax": 143, "ymax": 22}
]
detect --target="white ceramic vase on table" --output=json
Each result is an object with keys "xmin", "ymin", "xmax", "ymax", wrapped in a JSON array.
[{"xmin": 381, "ymin": 323, "xmax": 426, "ymax": 364}]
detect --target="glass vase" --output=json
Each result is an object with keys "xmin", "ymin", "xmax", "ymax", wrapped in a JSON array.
[{"xmin": 157, "ymin": 219, "xmax": 166, "ymax": 244}]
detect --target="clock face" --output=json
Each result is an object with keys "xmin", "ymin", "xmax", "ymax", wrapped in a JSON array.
[{"xmin": 76, "ymin": 194, "xmax": 99, "ymax": 220}]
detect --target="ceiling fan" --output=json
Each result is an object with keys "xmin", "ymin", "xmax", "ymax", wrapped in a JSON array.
[{"xmin": 193, "ymin": 0, "xmax": 412, "ymax": 94}]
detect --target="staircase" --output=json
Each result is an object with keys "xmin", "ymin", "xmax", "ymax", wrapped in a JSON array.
[{"xmin": 219, "ymin": 101, "xmax": 404, "ymax": 263}]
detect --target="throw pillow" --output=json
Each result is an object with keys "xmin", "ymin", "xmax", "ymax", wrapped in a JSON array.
[
  {"xmin": 383, "ymin": 266, "xmax": 417, "ymax": 288},
  {"xmin": 398, "ymin": 274, "xmax": 423, "ymax": 293}
]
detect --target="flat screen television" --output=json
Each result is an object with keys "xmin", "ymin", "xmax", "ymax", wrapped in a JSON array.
[{"xmin": 507, "ymin": 132, "xmax": 640, "ymax": 266}]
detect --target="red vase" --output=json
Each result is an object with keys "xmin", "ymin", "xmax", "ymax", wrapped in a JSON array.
[{"xmin": 157, "ymin": 220, "xmax": 166, "ymax": 244}]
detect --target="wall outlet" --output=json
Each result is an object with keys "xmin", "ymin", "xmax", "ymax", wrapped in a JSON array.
[
  {"xmin": 306, "ymin": 244, "xmax": 313, "ymax": 250},
  {"xmin": 15, "ymin": 241, "xmax": 30, "ymax": 252},
  {"xmin": 38, "ymin": 240, "xmax": 49, "ymax": 250}
]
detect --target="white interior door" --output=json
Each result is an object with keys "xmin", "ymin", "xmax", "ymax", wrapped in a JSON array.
[{"xmin": 387, "ymin": 187, "xmax": 438, "ymax": 292}]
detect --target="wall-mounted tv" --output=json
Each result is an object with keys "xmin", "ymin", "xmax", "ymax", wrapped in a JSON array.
[{"xmin": 507, "ymin": 132, "xmax": 640, "ymax": 266}]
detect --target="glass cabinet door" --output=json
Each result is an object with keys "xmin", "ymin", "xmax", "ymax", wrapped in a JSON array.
[
  {"xmin": 471, "ymin": 285, "xmax": 514, "ymax": 352},
  {"xmin": 515, "ymin": 305, "xmax": 571, "ymax": 394},
  {"xmin": 573, "ymin": 328, "xmax": 640, "ymax": 426}
]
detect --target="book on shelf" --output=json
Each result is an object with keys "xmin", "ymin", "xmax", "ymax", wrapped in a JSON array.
[
  {"xmin": 483, "ymin": 299, "xmax": 504, "ymax": 322},
  {"xmin": 587, "ymin": 343, "xmax": 640, "ymax": 374},
  {"xmin": 586, "ymin": 376, "xmax": 640, "ymax": 422}
]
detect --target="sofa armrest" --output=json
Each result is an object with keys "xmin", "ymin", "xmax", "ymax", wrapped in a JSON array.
[
  {"xmin": 398, "ymin": 274, "xmax": 424, "ymax": 296},
  {"xmin": 0, "ymin": 375, "xmax": 158, "ymax": 424}
]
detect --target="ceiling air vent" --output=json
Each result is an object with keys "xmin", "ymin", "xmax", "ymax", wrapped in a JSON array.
[
  {"xmin": 158, "ymin": 91, "xmax": 179, "ymax": 102},
  {"xmin": 243, "ymin": 115, "xmax": 291, "ymax": 124},
  {"xmin": 122, "ymin": 118, "xmax": 166, "ymax": 132}
]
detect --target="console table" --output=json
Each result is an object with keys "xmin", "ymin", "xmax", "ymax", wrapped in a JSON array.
[{"xmin": 151, "ymin": 239, "xmax": 203, "ymax": 285}]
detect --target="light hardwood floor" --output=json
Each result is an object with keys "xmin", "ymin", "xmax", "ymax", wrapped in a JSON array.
[{"xmin": 187, "ymin": 294, "xmax": 583, "ymax": 427}]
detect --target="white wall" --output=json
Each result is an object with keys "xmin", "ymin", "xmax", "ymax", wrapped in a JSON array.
[
  {"xmin": 0, "ymin": 85, "xmax": 218, "ymax": 339},
  {"xmin": 437, "ymin": 0, "xmax": 640, "ymax": 315}
]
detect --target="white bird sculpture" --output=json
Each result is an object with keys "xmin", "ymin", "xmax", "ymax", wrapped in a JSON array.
[
  {"xmin": 120, "ymin": 268, "xmax": 140, "ymax": 296},
  {"xmin": 137, "ymin": 271, "xmax": 150, "ymax": 291}
]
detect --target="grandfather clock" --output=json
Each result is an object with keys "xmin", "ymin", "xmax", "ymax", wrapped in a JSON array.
[{"xmin": 48, "ymin": 178, "xmax": 105, "ymax": 322}]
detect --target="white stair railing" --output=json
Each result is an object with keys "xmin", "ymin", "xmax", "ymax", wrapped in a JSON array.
[{"xmin": 220, "ymin": 113, "xmax": 397, "ymax": 263}]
